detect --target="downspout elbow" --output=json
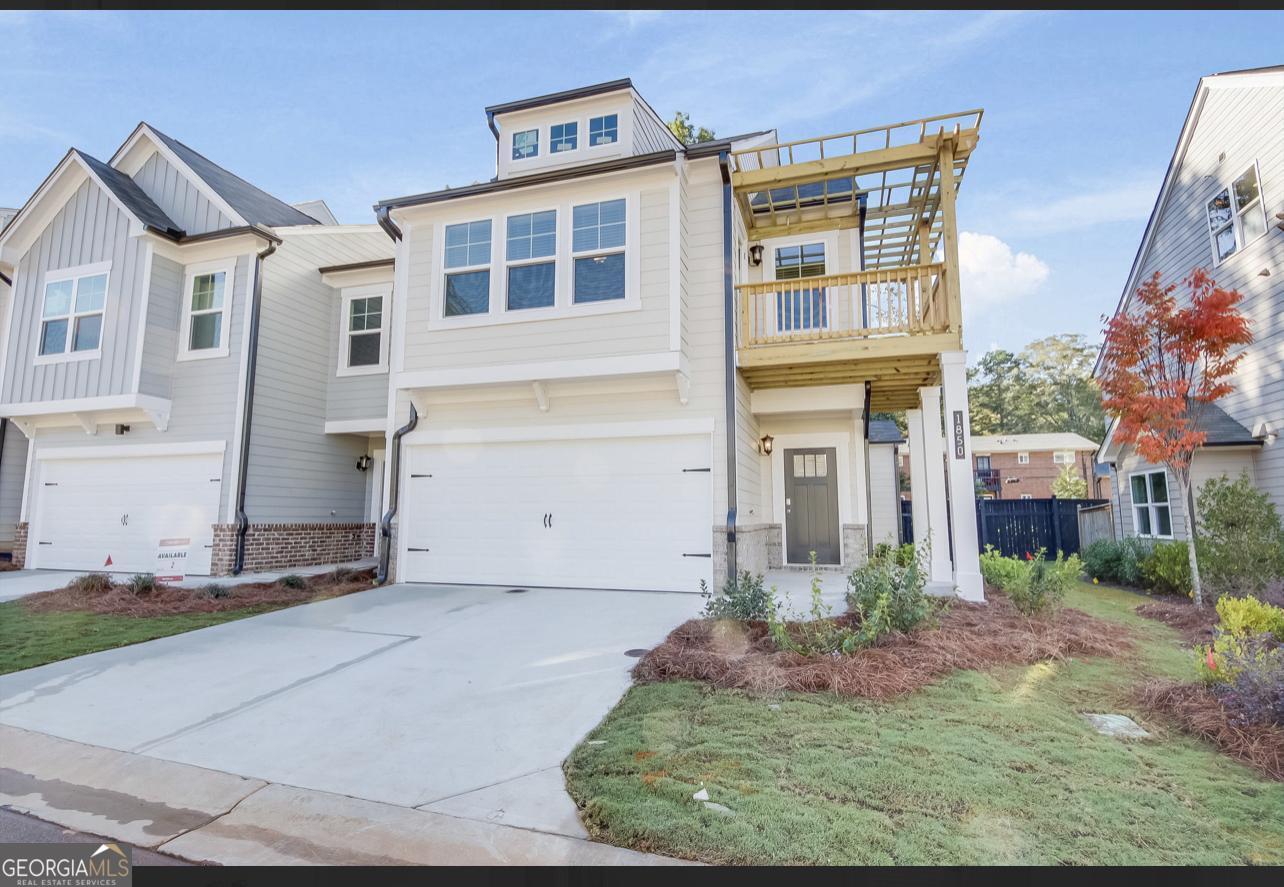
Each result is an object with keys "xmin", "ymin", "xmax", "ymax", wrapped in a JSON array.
[{"xmin": 376, "ymin": 404, "xmax": 418, "ymax": 585}]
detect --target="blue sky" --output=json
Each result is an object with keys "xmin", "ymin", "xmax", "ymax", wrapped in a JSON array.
[{"xmin": 2, "ymin": 10, "xmax": 1281, "ymax": 359}]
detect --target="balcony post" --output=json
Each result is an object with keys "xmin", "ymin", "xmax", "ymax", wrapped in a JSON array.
[
  {"xmin": 937, "ymin": 138, "xmax": 962, "ymax": 334},
  {"xmin": 939, "ymin": 351, "xmax": 984, "ymax": 601},
  {"xmin": 905, "ymin": 408, "xmax": 929, "ymax": 547},
  {"xmin": 916, "ymin": 385, "xmax": 954, "ymax": 585}
]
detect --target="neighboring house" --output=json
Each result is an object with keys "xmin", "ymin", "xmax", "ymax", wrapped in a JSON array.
[
  {"xmin": 0, "ymin": 125, "xmax": 392, "ymax": 575},
  {"xmin": 971, "ymin": 432, "xmax": 1100, "ymax": 500},
  {"xmin": 1096, "ymin": 66, "xmax": 1284, "ymax": 542},
  {"xmin": 374, "ymin": 79, "xmax": 987, "ymax": 599}
]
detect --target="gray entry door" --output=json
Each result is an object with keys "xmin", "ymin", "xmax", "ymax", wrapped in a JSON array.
[{"xmin": 784, "ymin": 447, "xmax": 840, "ymax": 565}]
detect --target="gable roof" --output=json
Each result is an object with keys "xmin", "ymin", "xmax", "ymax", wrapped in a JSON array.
[
  {"xmin": 1097, "ymin": 401, "xmax": 1261, "ymax": 463},
  {"xmin": 72, "ymin": 149, "xmax": 182, "ymax": 236},
  {"xmin": 869, "ymin": 419, "xmax": 906, "ymax": 445},
  {"xmin": 972, "ymin": 432, "xmax": 1100, "ymax": 454},
  {"xmin": 142, "ymin": 125, "xmax": 321, "ymax": 228}
]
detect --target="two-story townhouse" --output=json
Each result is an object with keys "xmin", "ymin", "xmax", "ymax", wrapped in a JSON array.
[
  {"xmin": 1096, "ymin": 66, "xmax": 1284, "ymax": 543},
  {"xmin": 0, "ymin": 125, "xmax": 392, "ymax": 576},
  {"xmin": 373, "ymin": 79, "xmax": 987, "ymax": 600}
]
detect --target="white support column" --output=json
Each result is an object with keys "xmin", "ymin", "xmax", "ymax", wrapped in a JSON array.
[
  {"xmin": 917, "ymin": 386, "xmax": 953, "ymax": 585},
  {"xmin": 939, "ymin": 351, "xmax": 984, "ymax": 601},
  {"xmin": 905, "ymin": 408, "xmax": 928, "ymax": 548}
]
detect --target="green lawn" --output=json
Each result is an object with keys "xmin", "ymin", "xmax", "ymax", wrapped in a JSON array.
[
  {"xmin": 564, "ymin": 583, "xmax": 1284, "ymax": 865},
  {"xmin": 0, "ymin": 601, "xmax": 280, "ymax": 675}
]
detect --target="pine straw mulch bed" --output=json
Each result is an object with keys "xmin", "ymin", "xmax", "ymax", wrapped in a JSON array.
[
  {"xmin": 633, "ymin": 591, "xmax": 1133, "ymax": 700},
  {"xmin": 1137, "ymin": 680, "xmax": 1284, "ymax": 782},
  {"xmin": 1135, "ymin": 598, "xmax": 1218, "ymax": 645},
  {"xmin": 0, "ymin": 561, "xmax": 18, "ymax": 572},
  {"xmin": 20, "ymin": 568, "xmax": 376, "ymax": 617}
]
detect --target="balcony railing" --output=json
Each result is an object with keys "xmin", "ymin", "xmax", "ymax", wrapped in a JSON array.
[
  {"xmin": 975, "ymin": 468, "xmax": 1001, "ymax": 495},
  {"xmin": 735, "ymin": 262, "xmax": 950, "ymax": 348}
]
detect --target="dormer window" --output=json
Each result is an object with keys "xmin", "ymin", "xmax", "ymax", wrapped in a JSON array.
[
  {"xmin": 589, "ymin": 115, "xmax": 618, "ymax": 147},
  {"xmin": 550, "ymin": 122, "xmax": 578, "ymax": 154},
  {"xmin": 512, "ymin": 129, "xmax": 539, "ymax": 160}
]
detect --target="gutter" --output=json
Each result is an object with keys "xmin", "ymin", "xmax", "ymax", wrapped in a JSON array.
[
  {"xmin": 230, "ymin": 237, "xmax": 279, "ymax": 574},
  {"xmin": 718, "ymin": 151, "xmax": 738, "ymax": 580},
  {"xmin": 375, "ymin": 205, "xmax": 402, "ymax": 242},
  {"xmin": 376, "ymin": 404, "xmax": 418, "ymax": 584}
]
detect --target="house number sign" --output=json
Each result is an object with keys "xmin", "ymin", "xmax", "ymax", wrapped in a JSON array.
[{"xmin": 952, "ymin": 410, "xmax": 966, "ymax": 459}]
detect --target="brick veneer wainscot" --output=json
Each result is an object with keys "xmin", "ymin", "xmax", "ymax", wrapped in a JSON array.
[
  {"xmin": 11, "ymin": 522, "xmax": 27, "ymax": 569},
  {"xmin": 209, "ymin": 523, "xmax": 375, "ymax": 576}
]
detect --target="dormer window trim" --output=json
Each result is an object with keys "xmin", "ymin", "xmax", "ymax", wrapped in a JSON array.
[
  {"xmin": 500, "ymin": 105, "xmax": 630, "ymax": 177},
  {"xmin": 512, "ymin": 129, "xmax": 539, "ymax": 161}
]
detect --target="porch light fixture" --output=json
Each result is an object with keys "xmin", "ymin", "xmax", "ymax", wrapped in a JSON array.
[
  {"xmin": 748, "ymin": 244, "xmax": 764, "ymax": 267},
  {"xmin": 355, "ymin": 454, "xmax": 372, "ymax": 472},
  {"xmin": 759, "ymin": 434, "xmax": 774, "ymax": 455}
]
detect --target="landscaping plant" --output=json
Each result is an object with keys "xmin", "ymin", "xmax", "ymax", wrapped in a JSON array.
[
  {"xmin": 124, "ymin": 574, "xmax": 156, "ymax": 594},
  {"xmin": 1215, "ymin": 635, "xmax": 1284, "ymax": 727},
  {"xmin": 1097, "ymin": 268, "xmax": 1253, "ymax": 606},
  {"xmin": 980, "ymin": 544, "xmax": 1025, "ymax": 589},
  {"xmin": 1196, "ymin": 471, "xmax": 1284, "ymax": 597},
  {"xmin": 1141, "ymin": 541, "xmax": 1194, "ymax": 597},
  {"xmin": 1197, "ymin": 596, "xmax": 1284, "ymax": 684},
  {"xmin": 699, "ymin": 571, "xmax": 777, "ymax": 622},
  {"xmin": 67, "ymin": 573, "xmax": 114, "ymax": 594},
  {"xmin": 847, "ymin": 544, "xmax": 932, "ymax": 634},
  {"xmin": 1051, "ymin": 462, "xmax": 1089, "ymax": 499},
  {"xmin": 980, "ymin": 547, "xmax": 1079, "ymax": 615},
  {"xmin": 767, "ymin": 555, "xmax": 864, "ymax": 655},
  {"xmin": 276, "ymin": 574, "xmax": 307, "ymax": 590}
]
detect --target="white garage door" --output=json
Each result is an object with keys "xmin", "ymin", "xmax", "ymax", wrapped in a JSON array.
[
  {"xmin": 402, "ymin": 434, "xmax": 712, "ymax": 592},
  {"xmin": 32, "ymin": 450, "xmax": 224, "ymax": 575}
]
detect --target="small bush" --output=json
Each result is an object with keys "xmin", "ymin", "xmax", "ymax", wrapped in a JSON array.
[
  {"xmin": 276, "ymin": 574, "xmax": 307, "ymax": 590},
  {"xmin": 846, "ymin": 546, "xmax": 931, "ymax": 635},
  {"xmin": 700, "ymin": 571, "xmax": 776, "ymax": 621},
  {"xmin": 1196, "ymin": 596, "xmax": 1284, "ymax": 683},
  {"xmin": 980, "ymin": 545, "xmax": 1025, "ymax": 590},
  {"xmin": 1215, "ymin": 595, "xmax": 1284, "ymax": 642},
  {"xmin": 1197, "ymin": 471, "xmax": 1284, "ymax": 597},
  {"xmin": 67, "ymin": 573, "xmax": 114, "ymax": 594},
  {"xmin": 871, "ymin": 542, "xmax": 917, "ymax": 568},
  {"xmin": 1005, "ymin": 551, "xmax": 1081, "ymax": 616},
  {"xmin": 1141, "ymin": 541, "xmax": 1193, "ymax": 596},
  {"xmin": 198, "ymin": 583, "xmax": 231, "ymax": 600},
  {"xmin": 1215, "ymin": 637, "xmax": 1284, "ymax": 727},
  {"xmin": 768, "ymin": 558, "xmax": 865, "ymax": 656},
  {"xmin": 1079, "ymin": 537, "xmax": 1152, "ymax": 587},
  {"xmin": 330, "ymin": 566, "xmax": 357, "ymax": 584},
  {"xmin": 124, "ymin": 574, "xmax": 156, "ymax": 594}
]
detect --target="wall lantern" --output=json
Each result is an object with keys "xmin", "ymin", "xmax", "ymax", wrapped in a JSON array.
[
  {"xmin": 759, "ymin": 434, "xmax": 774, "ymax": 455},
  {"xmin": 355, "ymin": 454, "xmax": 372, "ymax": 472},
  {"xmin": 748, "ymin": 244, "xmax": 764, "ymax": 267}
]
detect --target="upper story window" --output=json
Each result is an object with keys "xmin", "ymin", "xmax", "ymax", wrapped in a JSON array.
[
  {"xmin": 512, "ymin": 129, "xmax": 539, "ymax": 161},
  {"xmin": 37, "ymin": 262, "xmax": 109, "ymax": 362},
  {"xmin": 589, "ymin": 114, "xmax": 618, "ymax": 147},
  {"xmin": 444, "ymin": 220, "xmax": 492, "ymax": 316},
  {"xmin": 571, "ymin": 199, "xmax": 626, "ymax": 303},
  {"xmin": 338, "ymin": 285, "xmax": 389, "ymax": 375},
  {"xmin": 506, "ymin": 210, "xmax": 557, "ymax": 310},
  {"xmin": 1130, "ymin": 469, "xmax": 1172, "ymax": 538},
  {"xmin": 550, "ymin": 122, "xmax": 578, "ymax": 154},
  {"xmin": 1206, "ymin": 164, "xmax": 1267, "ymax": 265},
  {"xmin": 179, "ymin": 260, "xmax": 233, "ymax": 360},
  {"xmin": 774, "ymin": 242, "xmax": 827, "ymax": 331},
  {"xmin": 1052, "ymin": 450, "xmax": 1075, "ymax": 464},
  {"xmin": 975, "ymin": 455, "xmax": 991, "ymax": 471},
  {"xmin": 1017, "ymin": 451, "xmax": 1030, "ymax": 465}
]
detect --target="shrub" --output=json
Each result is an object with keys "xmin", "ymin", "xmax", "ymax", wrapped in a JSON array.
[
  {"xmin": 700, "ymin": 571, "xmax": 776, "ymax": 622},
  {"xmin": 1005, "ymin": 550, "xmax": 1081, "ymax": 616},
  {"xmin": 124, "ymin": 574, "xmax": 156, "ymax": 594},
  {"xmin": 67, "ymin": 573, "xmax": 114, "ymax": 594},
  {"xmin": 1197, "ymin": 596, "xmax": 1284, "ymax": 683},
  {"xmin": 1197, "ymin": 471, "xmax": 1284, "ymax": 596},
  {"xmin": 846, "ymin": 546, "xmax": 931, "ymax": 635},
  {"xmin": 276, "ymin": 574, "xmax": 307, "ymax": 590},
  {"xmin": 1141, "ymin": 541, "xmax": 1193, "ymax": 596},
  {"xmin": 871, "ymin": 542, "xmax": 917, "ymax": 568},
  {"xmin": 330, "ymin": 566, "xmax": 357, "ymax": 584},
  {"xmin": 979, "ymin": 545, "xmax": 1024, "ymax": 590},
  {"xmin": 1214, "ymin": 595, "xmax": 1284, "ymax": 642},
  {"xmin": 198, "ymin": 583, "xmax": 231, "ymax": 600},
  {"xmin": 1079, "ymin": 537, "xmax": 1151, "ymax": 587},
  {"xmin": 1215, "ymin": 637, "xmax": 1284, "ymax": 727}
]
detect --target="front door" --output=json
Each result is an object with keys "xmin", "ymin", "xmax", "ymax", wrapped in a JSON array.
[{"xmin": 784, "ymin": 447, "xmax": 840, "ymax": 565}]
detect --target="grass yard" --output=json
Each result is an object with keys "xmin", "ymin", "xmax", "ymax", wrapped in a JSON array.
[
  {"xmin": 564, "ymin": 583, "xmax": 1284, "ymax": 865},
  {"xmin": 0, "ymin": 602, "xmax": 280, "ymax": 675}
]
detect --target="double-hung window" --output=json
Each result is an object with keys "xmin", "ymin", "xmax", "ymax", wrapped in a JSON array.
[
  {"xmin": 512, "ymin": 129, "xmax": 538, "ymax": 160},
  {"xmin": 588, "ymin": 114, "xmax": 618, "ymax": 146},
  {"xmin": 1052, "ymin": 451, "xmax": 1074, "ymax": 465},
  {"xmin": 444, "ymin": 220, "xmax": 492, "ymax": 317},
  {"xmin": 571, "ymin": 199, "xmax": 626, "ymax": 303},
  {"xmin": 1130, "ymin": 469, "xmax": 1172, "ymax": 538},
  {"xmin": 506, "ymin": 210, "xmax": 556, "ymax": 310},
  {"xmin": 179, "ymin": 261, "xmax": 233, "ymax": 359},
  {"xmin": 340, "ymin": 286, "xmax": 388, "ymax": 373},
  {"xmin": 774, "ymin": 243, "xmax": 827, "ymax": 331},
  {"xmin": 38, "ymin": 263, "xmax": 109, "ymax": 360},
  {"xmin": 550, "ymin": 122, "xmax": 577, "ymax": 154},
  {"xmin": 1206, "ymin": 164, "xmax": 1268, "ymax": 265}
]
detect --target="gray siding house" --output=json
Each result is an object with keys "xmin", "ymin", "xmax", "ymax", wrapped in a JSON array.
[
  {"xmin": 1097, "ymin": 66, "xmax": 1284, "ymax": 541},
  {"xmin": 0, "ymin": 125, "xmax": 391, "ymax": 575}
]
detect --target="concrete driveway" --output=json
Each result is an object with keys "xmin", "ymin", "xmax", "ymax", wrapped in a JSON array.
[{"xmin": 0, "ymin": 582, "xmax": 703, "ymax": 838}]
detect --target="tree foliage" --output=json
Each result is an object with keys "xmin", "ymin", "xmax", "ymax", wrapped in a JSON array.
[
  {"xmin": 1097, "ymin": 269, "xmax": 1252, "ymax": 605},
  {"xmin": 668, "ymin": 111, "xmax": 716, "ymax": 146},
  {"xmin": 968, "ymin": 334, "xmax": 1105, "ymax": 442},
  {"xmin": 1051, "ymin": 463, "xmax": 1089, "ymax": 499}
]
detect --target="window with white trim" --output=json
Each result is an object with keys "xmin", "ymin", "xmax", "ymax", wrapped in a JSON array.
[
  {"xmin": 589, "ymin": 114, "xmax": 618, "ymax": 146},
  {"xmin": 774, "ymin": 242, "xmax": 827, "ymax": 331},
  {"xmin": 512, "ymin": 128, "xmax": 538, "ymax": 160},
  {"xmin": 339, "ymin": 286, "xmax": 388, "ymax": 374},
  {"xmin": 1130, "ymin": 469, "xmax": 1172, "ymax": 538},
  {"xmin": 444, "ymin": 220, "xmax": 492, "ymax": 316},
  {"xmin": 1206, "ymin": 164, "xmax": 1268, "ymax": 265},
  {"xmin": 550, "ymin": 122, "xmax": 577, "ymax": 154},
  {"xmin": 38, "ymin": 264, "xmax": 109, "ymax": 360},
  {"xmin": 1052, "ymin": 450, "xmax": 1075, "ymax": 464},
  {"xmin": 179, "ymin": 262, "xmax": 233, "ymax": 359},
  {"xmin": 506, "ymin": 210, "xmax": 556, "ymax": 310},
  {"xmin": 571, "ymin": 199, "xmax": 626, "ymax": 303},
  {"xmin": 1017, "ymin": 451, "xmax": 1030, "ymax": 465},
  {"xmin": 1020, "ymin": 493, "xmax": 1033, "ymax": 500}
]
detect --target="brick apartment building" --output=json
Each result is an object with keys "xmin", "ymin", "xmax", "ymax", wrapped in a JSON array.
[{"xmin": 899, "ymin": 432, "xmax": 1106, "ymax": 501}]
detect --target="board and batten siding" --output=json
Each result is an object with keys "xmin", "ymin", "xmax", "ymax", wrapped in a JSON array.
[
  {"xmin": 2, "ymin": 178, "xmax": 149, "ymax": 404},
  {"xmin": 247, "ymin": 229, "xmax": 392, "ymax": 523},
  {"xmin": 133, "ymin": 152, "xmax": 234, "ymax": 236},
  {"xmin": 1125, "ymin": 81, "xmax": 1284, "ymax": 515}
]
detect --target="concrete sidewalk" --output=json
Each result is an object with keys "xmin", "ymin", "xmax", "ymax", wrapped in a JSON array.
[{"xmin": 0, "ymin": 725, "xmax": 690, "ymax": 865}]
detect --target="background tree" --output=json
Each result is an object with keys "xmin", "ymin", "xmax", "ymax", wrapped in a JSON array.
[
  {"xmin": 1097, "ymin": 268, "xmax": 1252, "ymax": 606},
  {"xmin": 968, "ymin": 348, "xmax": 1033, "ymax": 435},
  {"xmin": 668, "ymin": 111, "xmax": 716, "ymax": 146},
  {"xmin": 1051, "ymin": 463, "xmax": 1088, "ymax": 499},
  {"xmin": 968, "ymin": 334, "xmax": 1107, "ymax": 441}
]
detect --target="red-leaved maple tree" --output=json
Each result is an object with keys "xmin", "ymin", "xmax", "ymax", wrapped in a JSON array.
[{"xmin": 1098, "ymin": 268, "xmax": 1252, "ymax": 605}]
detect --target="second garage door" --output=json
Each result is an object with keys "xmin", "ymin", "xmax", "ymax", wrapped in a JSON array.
[{"xmin": 401, "ymin": 434, "xmax": 712, "ymax": 592}]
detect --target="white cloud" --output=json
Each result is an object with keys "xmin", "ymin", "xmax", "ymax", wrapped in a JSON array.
[
  {"xmin": 958, "ymin": 231, "xmax": 1050, "ymax": 309},
  {"xmin": 1006, "ymin": 175, "xmax": 1159, "ymax": 235}
]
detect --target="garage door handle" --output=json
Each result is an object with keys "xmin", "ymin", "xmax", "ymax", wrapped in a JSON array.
[{"xmin": 683, "ymin": 553, "xmax": 712, "ymax": 558}]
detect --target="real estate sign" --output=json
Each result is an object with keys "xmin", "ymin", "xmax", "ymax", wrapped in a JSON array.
[{"xmin": 154, "ymin": 538, "xmax": 190, "ymax": 583}]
